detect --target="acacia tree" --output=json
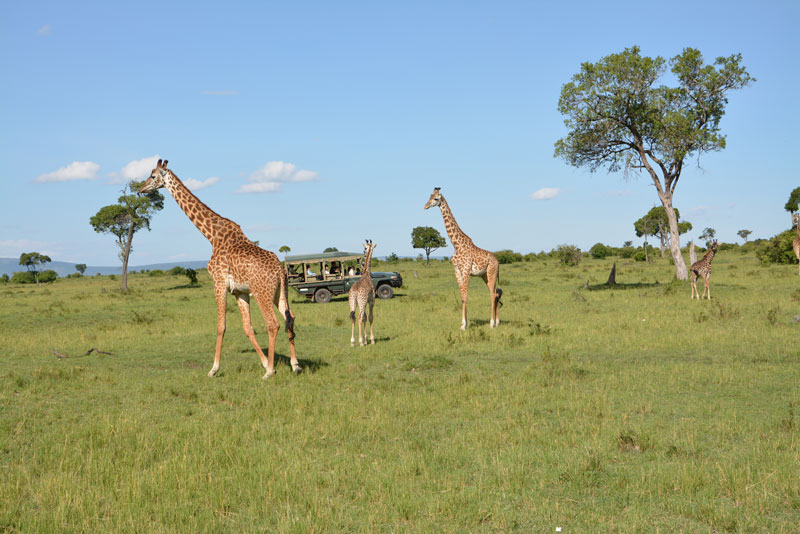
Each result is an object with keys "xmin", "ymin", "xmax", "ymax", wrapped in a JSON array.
[
  {"xmin": 279, "ymin": 245, "xmax": 291, "ymax": 260},
  {"xmin": 700, "ymin": 227, "xmax": 716, "ymax": 247},
  {"xmin": 90, "ymin": 180, "xmax": 164, "ymax": 291},
  {"xmin": 737, "ymin": 229, "xmax": 752, "ymax": 243},
  {"xmin": 19, "ymin": 252, "xmax": 52, "ymax": 285},
  {"xmin": 555, "ymin": 46, "xmax": 753, "ymax": 279},
  {"xmin": 411, "ymin": 226, "xmax": 447, "ymax": 265},
  {"xmin": 635, "ymin": 206, "xmax": 692, "ymax": 258},
  {"xmin": 75, "ymin": 264, "xmax": 87, "ymax": 275}
]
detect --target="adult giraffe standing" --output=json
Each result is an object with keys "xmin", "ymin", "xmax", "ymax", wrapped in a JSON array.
[
  {"xmin": 139, "ymin": 160, "xmax": 301, "ymax": 379},
  {"xmin": 424, "ymin": 187, "xmax": 502, "ymax": 329}
]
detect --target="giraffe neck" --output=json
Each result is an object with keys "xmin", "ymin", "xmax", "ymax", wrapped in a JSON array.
[
  {"xmin": 702, "ymin": 248, "xmax": 716, "ymax": 264},
  {"xmin": 362, "ymin": 247, "xmax": 374, "ymax": 276},
  {"xmin": 438, "ymin": 196, "xmax": 471, "ymax": 250},
  {"xmin": 163, "ymin": 171, "xmax": 228, "ymax": 242}
]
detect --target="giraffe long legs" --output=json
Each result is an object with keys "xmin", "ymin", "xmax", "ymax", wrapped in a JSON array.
[
  {"xmin": 252, "ymin": 291, "xmax": 281, "ymax": 379},
  {"xmin": 236, "ymin": 294, "xmax": 272, "ymax": 375},
  {"xmin": 367, "ymin": 298, "xmax": 375, "ymax": 344},
  {"xmin": 690, "ymin": 272, "xmax": 698, "ymax": 300},
  {"xmin": 209, "ymin": 279, "xmax": 227, "ymax": 377},
  {"xmin": 274, "ymin": 287, "xmax": 301, "ymax": 373},
  {"xmin": 482, "ymin": 268, "xmax": 500, "ymax": 328}
]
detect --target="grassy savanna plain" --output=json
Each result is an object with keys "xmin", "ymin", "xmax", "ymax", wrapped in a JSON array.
[{"xmin": 1, "ymin": 253, "xmax": 799, "ymax": 533}]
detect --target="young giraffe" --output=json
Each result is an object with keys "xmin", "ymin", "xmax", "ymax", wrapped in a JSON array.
[
  {"xmin": 424, "ymin": 187, "xmax": 502, "ymax": 329},
  {"xmin": 139, "ymin": 160, "xmax": 301, "ymax": 379},
  {"xmin": 349, "ymin": 240, "xmax": 376, "ymax": 347},
  {"xmin": 793, "ymin": 213, "xmax": 800, "ymax": 276},
  {"xmin": 690, "ymin": 240, "xmax": 719, "ymax": 300}
]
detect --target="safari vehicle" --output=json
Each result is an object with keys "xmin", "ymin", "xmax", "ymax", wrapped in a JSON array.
[{"xmin": 285, "ymin": 251, "xmax": 403, "ymax": 303}]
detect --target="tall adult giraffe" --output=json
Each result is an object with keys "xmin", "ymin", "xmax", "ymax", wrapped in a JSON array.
[
  {"xmin": 793, "ymin": 213, "xmax": 800, "ymax": 276},
  {"xmin": 424, "ymin": 187, "xmax": 502, "ymax": 329},
  {"xmin": 139, "ymin": 160, "xmax": 301, "ymax": 379},
  {"xmin": 349, "ymin": 239, "xmax": 376, "ymax": 347}
]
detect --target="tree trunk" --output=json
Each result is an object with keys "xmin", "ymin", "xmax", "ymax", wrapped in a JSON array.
[
  {"xmin": 606, "ymin": 262, "xmax": 616, "ymax": 286},
  {"xmin": 121, "ymin": 220, "xmax": 134, "ymax": 292},
  {"xmin": 658, "ymin": 193, "xmax": 688, "ymax": 280},
  {"xmin": 658, "ymin": 223, "xmax": 666, "ymax": 259},
  {"xmin": 689, "ymin": 240, "xmax": 697, "ymax": 265}
]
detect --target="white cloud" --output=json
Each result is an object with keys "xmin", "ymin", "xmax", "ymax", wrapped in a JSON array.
[
  {"xmin": 34, "ymin": 161, "xmax": 100, "ymax": 183},
  {"xmin": 184, "ymin": 177, "xmax": 220, "ymax": 190},
  {"xmin": 37, "ymin": 24, "xmax": 51, "ymax": 36},
  {"xmin": 530, "ymin": 187, "xmax": 562, "ymax": 200},
  {"xmin": 237, "ymin": 161, "xmax": 320, "ymax": 194},
  {"xmin": 119, "ymin": 155, "xmax": 161, "ymax": 182}
]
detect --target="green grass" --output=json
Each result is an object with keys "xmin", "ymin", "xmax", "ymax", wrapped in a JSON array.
[{"xmin": 1, "ymin": 254, "xmax": 799, "ymax": 532}]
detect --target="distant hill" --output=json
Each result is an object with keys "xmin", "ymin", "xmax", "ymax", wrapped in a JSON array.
[{"xmin": 0, "ymin": 257, "xmax": 208, "ymax": 277}]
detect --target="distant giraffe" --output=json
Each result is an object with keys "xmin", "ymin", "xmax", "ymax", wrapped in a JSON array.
[
  {"xmin": 793, "ymin": 213, "xmax": 800, "ymax": 275},
  {"xmin": 349, "ymin": 240, "xmax": 376, "ymax": 346},
  {"xmin": 424, "ymin": 187, "xmax": 502, "ymax": 329},
  {"xmin": 690, "ymin": 240, "xmax": 719, "ymax": 300},
  {"xmin": 139, "ymin": 160, "xmax": 301, "ymax": 379}
]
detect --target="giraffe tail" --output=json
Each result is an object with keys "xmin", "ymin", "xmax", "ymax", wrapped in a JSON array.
[
  {"xmin": 285, "ymin": 310, "xmax": 296, "ymax": 341},
  {"xmin": 350, "ymin": 310, "xmax": 356, "ymax": 321},
  {"xmin": 495, "ymin": 287, "xmax": 503, "ymax": 308},
  {"xmin": 280, "ymin": 268, "xmax": 296, "ymax": 341}
]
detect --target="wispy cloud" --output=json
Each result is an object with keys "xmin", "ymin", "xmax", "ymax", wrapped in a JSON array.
[
  {"xmin": 36, "ymin": 24, "xmax": 51, "ymax": 36},
  {"xmin": 0, "ymin": 239, "xmax": 59, "ymax": 257},
  {"xmin": 34, "ymin": 161, "xmax": 100, "ymax": 183},
  {"xmin": 184, "ymin": 177, "xmax": 220, "ymax": 190},
  {"xmin": 108, "ymin": 155, "xmax": 161, "ymax": 184},
  {"xmin": 530, "ymin": 187, "xmax": 562, "ymax": 200},
  {"xmin": 237, "ymin": 161, "xmax": 320, "ymax": 194},
  {"xmin": 201, "ymin": 90, "xmax": 238, "ymax": 96},
  {"xmin": 684, "ymin": 204, "xmax": 735, "ymax": 219}
]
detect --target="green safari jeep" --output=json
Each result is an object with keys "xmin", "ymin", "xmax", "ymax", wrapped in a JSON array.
[{"xmin": 285, "ymin": 251, "xmax": 403, "ymax": 303}]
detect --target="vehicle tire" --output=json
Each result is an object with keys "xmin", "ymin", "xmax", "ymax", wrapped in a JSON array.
[
  {"xmin": 314, "ymin": 288, "xmax": 332, "ymax": 303},
  {"xmin": 376, "ymin": 284, "xmax": 394, "ymax": 299}
]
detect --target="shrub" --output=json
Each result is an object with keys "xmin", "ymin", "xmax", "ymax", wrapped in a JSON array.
[
  {"xmin": 148, "ymin": 269, "xmax": 165, "ymax": 276},
  {"xmin": 0, "ymin": 273, "xmax": 8, "ymax": 283},
  {"xmin": 756, "ymin": 229, "xmax": 797, "ymax": 265},
  {"xmin": 555, "ymin": 244, "xmax": 582, "ymax": 266},
  {"xmin": 169, "ymin": 266, "xmax": 187, "ymax": 276},
  {"xmin": 38, "ymin": 270, "xmax": 58, "ymax": 283},
  {"xmin": 718, "ymin": 242, "xmax": 739, "ymax": 252},
  {"xmin": 386, "ymin": 253, "xmax": 400, "ymax": 263},
  {"xmin": 495, "ymin": 249, "xmax": 523, "ymax": 264},
  {"xmin": 589, "ymin": 243, "xmax": 612, "ymax": 259},
  {"xmin": 618, "ymin": 246, "xmax": 636, "ymax": 259},
  {"xmin": 185, "ymin": 268, "xmax": 198, "ymax": 285},
  {"xmin": 633, "ymin": 250, "xmax": 647, "ymax": 262},
  {"xmin": 11, "ymin": 271, "xmax": 36, "ymax": 284}
]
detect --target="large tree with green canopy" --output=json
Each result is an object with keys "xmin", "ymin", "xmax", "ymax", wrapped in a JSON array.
[
  {"xmin": 90, "ymin": 181, "xmax": 164, "ymax": 291},
  {"xmin": 555, "ymin": 46, "xmax": 753, "ymax": 279}
]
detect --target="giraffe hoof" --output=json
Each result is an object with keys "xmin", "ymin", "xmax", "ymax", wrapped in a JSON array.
[
  {"xmin": 370, "ymin": 339, "xmax": 375, "ymax": 345},
  {"xmin": 262, "ymin": 369, "xmax": 276, "ymax": 380},
  {"xmin": 292, "ymin": 364, "xmax": 303, "ymax": 375},
  {"xmin": 208, "ymin": 368, "xmax": 219, "ymax": 378}
]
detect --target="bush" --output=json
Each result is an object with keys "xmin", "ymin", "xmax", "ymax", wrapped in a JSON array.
[
  {"xmin": 0, "ymin": 273, "xmax": 8, "ymax": 283},
  {"xmin": 589, "ymin": 243, "xmax": 612, "ymax": 259},
  {"xmin": 185, "ymin": 268, "xmax": 198, "ymax": 285},
  {"xmin": 169, "ymin": 266, "xmax": 187, "ymax": 276},
  {"xmin": 633, "ymin": 250, "xmax": 648, "ymax": 262},
  {"xmin": 718, "ymin": 242, "xmax": 739, "ymax": 252},
  {"xmin": 555, "ymin": 244, "xmax": 582, "ymax": 266},
  {"xmin": 618, "ymin": 246, "xmax": 636, "ymax": 259},
  {"xmin": 386, "ymin": 253, "xmax": 400, "ymax": 263},
  {"xmin": 494, "ymin": 249, "xmax": 523, "ymax": 264},
  {"xmin": 148, "ymin": 269, "xmax": 165, "ymax": 276},
  {"xmin": 756, "ymin": 229, "xmax": 797, "ymax": 265},
  {"xmin": 38, "ymin": 270, "xmax": 58, "ymax": 283},
  {"xmin": 11, "ymin": 271, "xmax": 36, "ymax": 284}
]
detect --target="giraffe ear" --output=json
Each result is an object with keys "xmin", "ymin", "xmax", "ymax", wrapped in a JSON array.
[
  {"xmin": 163, "ymin": 159, "xmax": 168, "ymax": 168},
  {"xmin": 157, "ymin": 159, "xmax": 162, "ymax": 168}
]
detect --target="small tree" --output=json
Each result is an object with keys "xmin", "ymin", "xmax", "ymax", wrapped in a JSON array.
[
  {"xmin": 411, "ymin": 226, "xmax": 447, "ymax": 265},
  {"xmin": 785, "ymin": 186, "xmax": 800, "ymax": 216},
  {"xmin": 737, "ymin": 229, "xmax": 752, "ymax": 243},
  {"xmin": 323, "ymin": 247, "xmax": 339, "ymax": 253},
  {"xmin": 635, "ymin": 206, "xmax": 692, "ymax": 259},
  {"xmin": 555, "ymin": 46, "xmax": 753, "ymax": 279},
  {"xmin": 75, "ymin": 263, "xmax": 87, "ymax": 275},
  {"xmin": 90, "ymin": 180, "xmax": 164, "ymax": 291},
  {"xmin": 700, "ymin": 227, "xmax": 716, "ymax": 247},
  {"xmin": 279, "ymin": 245, "xmax": 291, "ymax": 260},
  {"xmin": 185, "ymin": 268, "xmax": 198, "ymax": 285},
  {"xmin": 19, "ymin": 252, "xmax": 52, "ymax": 286}
]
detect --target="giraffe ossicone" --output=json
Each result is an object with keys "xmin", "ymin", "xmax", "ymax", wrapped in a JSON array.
[{"xmin": 139, "ymin": 159, "xmax": 301, "ymax": 379}]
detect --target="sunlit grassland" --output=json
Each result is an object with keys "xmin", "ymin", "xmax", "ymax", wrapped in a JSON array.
[{"xmin": 1, "ymin": 254, "xmax": 798, "ymax": 532}]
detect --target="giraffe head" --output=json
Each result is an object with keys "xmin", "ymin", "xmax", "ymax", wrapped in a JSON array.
[
  {"xmin": 363, "ymin": 239, "xmax": 376, "ymax": 254},
  {"xmin": 139, "ymin": 159, "xmax": 171, "ymax": 193},
  {"xmin": 710, "ymin": 240, "xmax": 718, "ymax": 252},
  {"xmin": 424, "ymin": 187, "xmax": 443, "ymax": 210}
]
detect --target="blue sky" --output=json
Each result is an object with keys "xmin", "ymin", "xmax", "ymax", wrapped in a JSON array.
[{"xmin": 1, "ymin": 1, "xmax": 797, "ymax": 266}]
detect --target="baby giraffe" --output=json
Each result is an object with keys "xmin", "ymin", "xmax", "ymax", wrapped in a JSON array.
[
  {"xmin": 690, "ymin": 240, "xmax": 719, "ymax": 300},
  {"xmin": 349, "ymin": 240, "xmax": 376, "ymax": 347}
]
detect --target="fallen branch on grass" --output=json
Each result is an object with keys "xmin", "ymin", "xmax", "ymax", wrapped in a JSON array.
[{"xmin": 52, "ymin": 348, "xmax": 114, "ymax": 359}]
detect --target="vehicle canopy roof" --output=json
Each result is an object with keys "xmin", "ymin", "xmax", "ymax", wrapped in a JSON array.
[{"xmin": 284, "ymin": 251, "xmax": 363, "ymax": 265}]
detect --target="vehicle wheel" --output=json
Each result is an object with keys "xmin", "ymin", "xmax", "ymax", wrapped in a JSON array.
[
  {"xmin": 314, "ymin": 288, "xmax": 332, "ymax": 303},
  {"xmin": 376, "ymin": 284, "xmax": 394, "ymax": 299}
]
